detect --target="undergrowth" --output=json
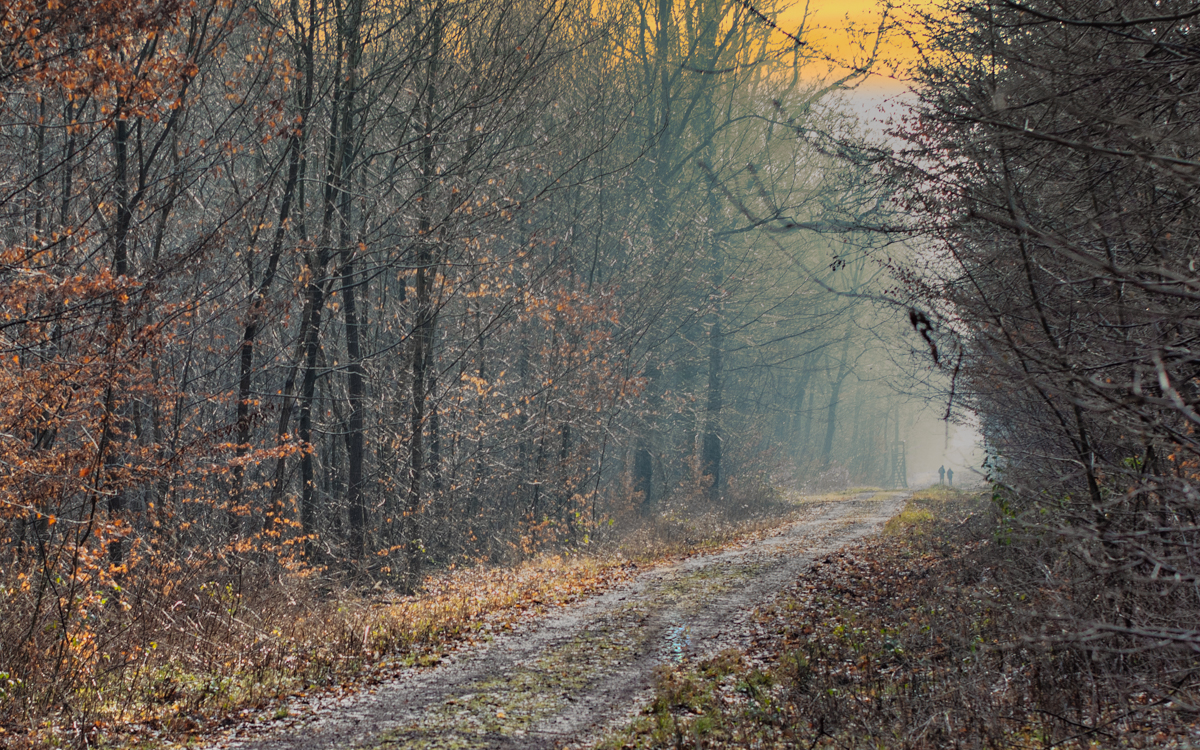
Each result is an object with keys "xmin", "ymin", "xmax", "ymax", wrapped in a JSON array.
[
  {"xmin": 603, "ymin": 486, "xmax": 1200, "ymax": 749},
  {"xmin": 606, "ymin": 476, "xmax": 828, "ymax": 562},
  {"xmin": 0, "ymin": 482, "xmax": 832, "ymax": 749}
]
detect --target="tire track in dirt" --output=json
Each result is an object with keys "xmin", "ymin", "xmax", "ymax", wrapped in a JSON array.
[{"xmin": 204, "ymin": 491, "xmax": 906, "ymax": 750}]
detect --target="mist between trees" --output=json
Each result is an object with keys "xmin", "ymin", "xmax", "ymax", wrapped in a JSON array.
[
  {"xmin": 0, "ymin": 0, "xmax": 932, "ymax": 725},
  {"xmin": 6, "ymin": 0, "xmax": 1200, "ymax": 738}
]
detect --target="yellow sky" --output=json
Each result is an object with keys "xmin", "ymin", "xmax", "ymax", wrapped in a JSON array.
[
  {"xmin": 784, "ymin": 0, "xmax": 885, "ymax": 34},
  {"xmin": 781, "ymin": 0, "xmax": 922, "ymax": 94}
]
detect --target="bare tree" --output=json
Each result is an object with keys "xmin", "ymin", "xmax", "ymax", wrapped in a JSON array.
[{"xmin": 898, "ymin": 0, "xmax": 1200, "ymax": 704}]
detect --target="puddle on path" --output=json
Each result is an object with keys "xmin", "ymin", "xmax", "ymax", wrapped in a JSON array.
[{"xmin": 665, "ymin": 623, "xmax": 691, "ymax": 664}]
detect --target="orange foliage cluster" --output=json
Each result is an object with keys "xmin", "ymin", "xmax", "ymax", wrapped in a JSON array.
[
  {"xmin": 0, "ymin": 0, "xmax": 196, "ymax": 117},
  {"xmin": 0, "ymin": 246, "xmax": 307, "ymax": 744}
]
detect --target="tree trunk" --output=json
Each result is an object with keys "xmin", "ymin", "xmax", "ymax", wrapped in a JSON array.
[
  {"xmin": 336, "ymin": 0, "xmax": 366, "ymax": 560},
  {"xmin": 821, "ymin": 326, "xmax": 854, "ymax": 466},
  {"xmin": 405, "ymin": 9, "xmax": 442, "ymax": 592},
  {"xmin": 406, "ymin": 256, "xmax": 432, "ymax": 589},
  {"xmin": 297, "ymin": 264, "xmax": 329, "ymax": 547},
  {"xmin": 701, "ymin": 180, "xmax": 723, "ymax": 499},
  {"xmin": 701, "ymin": 312, "xmax": 722, "ymax": 498},
  {"xmin": 634, "ymin": 441, "xmax": 653, "ymax": 511},
  {"xmin": 341, "ymin": 253, "xmax": 367, "ymax": 559},
  {"xmin": 104, "ymin": 112, "xmax": 132, "ymax": 563},
  {"xmin": 821, "ymin": 376, "xmax": 845, "ymax": 466}
]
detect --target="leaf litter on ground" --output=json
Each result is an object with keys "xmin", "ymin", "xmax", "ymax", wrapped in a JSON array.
[{"xmin": 600, "ymin": 487, "xmax": 1200, "ymax": 750}]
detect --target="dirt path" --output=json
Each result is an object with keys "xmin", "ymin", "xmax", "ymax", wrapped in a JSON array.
[{"xmin": 203, "ymin": 491, "xmax": 906, "ymax": 750}]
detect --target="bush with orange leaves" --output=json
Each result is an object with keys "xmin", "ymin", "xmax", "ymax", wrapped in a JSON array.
[
  {"xmin": 0, "ymin": 0, "xmax": 192, "ymax": 108},
  {"xmin": 0, "ymin": 0, "xmax": 301, "ymax": 738}
]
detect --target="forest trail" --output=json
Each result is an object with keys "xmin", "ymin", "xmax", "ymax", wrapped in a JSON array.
[{"xmin": 203, "ymin": 491, "xmax": 906, "ymax": 750}]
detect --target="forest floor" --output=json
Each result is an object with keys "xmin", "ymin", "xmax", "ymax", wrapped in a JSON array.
[
  {"xmin": 599, "ymin": 488, "xmax": 1200, "ymax": 750},
  {"xmin": 173, "ymin": 490, "xmax": 905, "ymax": 750}
]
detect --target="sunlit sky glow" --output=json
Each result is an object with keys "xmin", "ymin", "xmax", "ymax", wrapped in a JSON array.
[
  {"xmin": 778, "ymin": 0, "xmax": 930, "ymax": 128},
  {"xmin": 782, "ymin": 0, "xmax": 924, "ymax": 93}
]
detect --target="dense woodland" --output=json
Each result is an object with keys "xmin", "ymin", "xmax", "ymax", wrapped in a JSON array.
[
  {"xmin": 0, "ymin": 0, "xmax": 913, "ymax": 732},
  {"xmin": 4, "ymin": 0, "xmax": 1200, "ymax": 742},
  {"xmin": 898, "ymin": 0, "xmax": 1200, "ymax": 716}
]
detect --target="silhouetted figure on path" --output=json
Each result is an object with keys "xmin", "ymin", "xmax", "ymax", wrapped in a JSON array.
[
  {"xmin": 938, "ymin": 465, "xmax": 945, "ymax": 484},
  {"xmin": 947, "ymin": 468, "xmax": 954, "ymax": 487}
]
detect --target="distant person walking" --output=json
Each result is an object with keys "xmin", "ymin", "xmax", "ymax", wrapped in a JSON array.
[
  {"xmin": 947, "ymin": 468, "xmax": 954, "ymax": 487},
  {"xmin": 938, "ymin": 465, "xmax": 945, "ymax": 485}
]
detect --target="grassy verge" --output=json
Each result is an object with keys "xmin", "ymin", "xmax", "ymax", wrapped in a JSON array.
[
  {"xmin": 601, "ymin": 487, "xmax": 1199, "ymax": 749},
  {"xmin": 3, "ymin": 487, "xmax": 851, "ymax": 749}
]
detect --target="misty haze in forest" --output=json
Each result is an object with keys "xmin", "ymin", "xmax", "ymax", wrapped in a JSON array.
[
  {"xmin": 6, "ymin": 0, "xmax": 1199, "ymax": 744},
  {"xmin": 0, "ymin": 0, "xmax": 938, "ymax": 581}
]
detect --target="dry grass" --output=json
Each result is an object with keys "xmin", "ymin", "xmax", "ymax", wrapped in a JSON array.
[
  {"xmin": 0, "ymin": 483, "xmax": 827, "ymax": 749},
  {"xmin": 3, "ymin": 556, "xmax": 643, "ymax": 749}
]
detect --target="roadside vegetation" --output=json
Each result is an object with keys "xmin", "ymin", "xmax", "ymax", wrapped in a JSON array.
[
  {"xmin": 899, "ymin": 0, "xmax": 1200, "ymax": 719},
  {"xmin": 604, "ymin": 487, "xmax": 1200, "ymax": 749},
  {"xmin": 2, "ymin": 483, "xmax": 836, "ymax": 749},
  {"xmin": 0, "ymin": 0, "xmax": 910, "ymax": 744}
]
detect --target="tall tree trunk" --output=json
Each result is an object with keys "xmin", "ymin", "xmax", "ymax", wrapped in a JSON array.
[
  {"xmin": 406, "ymin": 256, "xmax": 432, "ymax": 588},
  {"xmin": 297, "ymin": 264, "xmax": 329, "ymax": 547},
  {"xmin": 429, "ymin": 364, "xmax": 442, "ymax": 495},
  {"xmin": 298, "ymin": 75, "xmax": 343, "ymax": 547},
  {"xmin": 103, "ymin": 112, "xmax": 132, "ymax": 563},
  {"xmin": 821, "ymin": 327, "xmax": 854, "ymax": 467},
  {"xmin": 634, "ymin": 440, "xmax": 653, "ymax": 510},
  {"xmin": 701, "ymin": 311, "xmax": 722, "ymax": 498},
  {"xmin": 34, "ymin": 97, "xmax": 45, "ymax": 238},
  {"xmin": 405, "ymin": 9, "xmax": 442, "ymax": 592},
  {"xmin": 701, "ymin": 192, "xmax": 723, "ymax": 499},
  {"xmin": 336, "ymin": 0, "xmax": 367, "ymax": 560},
  {"xmin": 634, "ymin": 364, "xmax": 658, "ymax": 513},
  {"xmin": 821, "ymin": 376, "xmax": 845, "ymax": 466},
  {"xmin": 341, "ymin": 242, "xmax": 367, "ymax": 560},
  {"xmin": 336, "ymin": 0, "xmax": 366, "ymax": 561},
  {"xmin": 60, "ymin": 99, "xmax": 75, "ymax": 230}
]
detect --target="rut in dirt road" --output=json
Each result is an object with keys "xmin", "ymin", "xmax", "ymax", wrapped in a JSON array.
[{"xmin": 205, "ymin": 491, "xmax": 906, "ymax": 750}]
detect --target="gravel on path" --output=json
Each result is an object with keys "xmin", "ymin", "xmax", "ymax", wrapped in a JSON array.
[{"xmin": 198, "ymin": 491, "xmax": 906, "ymax": 750}]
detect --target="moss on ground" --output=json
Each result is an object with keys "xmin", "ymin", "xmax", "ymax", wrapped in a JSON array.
[{"xmin": 370, "ymin": 554, "xmax": 770, "ymax": 749}]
